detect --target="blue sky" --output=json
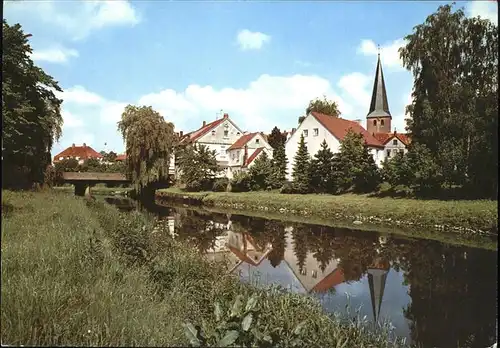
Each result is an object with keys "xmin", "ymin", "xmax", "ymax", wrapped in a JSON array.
[{"xmin": 4, "ymin": 0, "xmax": 498, "ymax": 156}]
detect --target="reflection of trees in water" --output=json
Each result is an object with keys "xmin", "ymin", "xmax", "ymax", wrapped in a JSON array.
[
  {"xmin": 306, "ymin": 225, "xmax": 336, "ymax": 272},
  {"xmin": 174, "ymin": 209, "xmax": 226, "ymax": 253},
  {"xmin": 291, "ymin": 224, "xmax": 309, "ymax": 273},
  {"xmin": 395, "ymin": 240, "xmax": 497, "ymax": 348}
]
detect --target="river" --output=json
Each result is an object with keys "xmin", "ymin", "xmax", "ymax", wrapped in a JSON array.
[{"xmin": 103, "ymin": 196, "xmax": 498, "ymax": 348}]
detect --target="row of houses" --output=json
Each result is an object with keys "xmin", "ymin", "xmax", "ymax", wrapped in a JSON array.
[{"xmin": 53, "ymin": 54, "xmax": 409, "ymax": 180}]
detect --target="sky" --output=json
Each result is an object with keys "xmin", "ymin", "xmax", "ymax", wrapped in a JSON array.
[{"xmin": 4, "ymin": 0, "xmax": 498, "ymax": 157}]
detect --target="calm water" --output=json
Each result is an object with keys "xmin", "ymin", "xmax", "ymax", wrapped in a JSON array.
[{"xmin": 104, "ymin": 196, "xmax": 498, "ymax": 348}]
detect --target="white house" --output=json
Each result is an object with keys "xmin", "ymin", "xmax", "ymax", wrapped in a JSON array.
[
  {"xmin": 226, "ymin": 132, "xmax": 273, "ymax": 179},
  {"xmin": 373, "ymin": 131, "xmax": 410, "ymax": 161},
  {"xmin": 179, "ymin": 113, "xmax": 244, "ymax": 176},
  {"xmin": 284, "ymin": 111, "xmax": 385, "ymax": 181}
]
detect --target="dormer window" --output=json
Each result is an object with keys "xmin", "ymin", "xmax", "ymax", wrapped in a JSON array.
[{"xmin": 211, "ymin": 130, "xmax": 216, "ymax": 136}]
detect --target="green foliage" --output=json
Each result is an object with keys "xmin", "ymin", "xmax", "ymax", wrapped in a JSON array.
[
  {"xmin": 309, "ymin": 140, "xmax": 336, "ymax": 193},
  {"xmin": 248, "ymin": 151, "xmax": 273, "ymax": 191},
  {"xmin": 270, "ymin": 144, "xmax": 287, "ymax": 189},
  {"xmin": 178, "ymin": 144, "xmax": 220, "ymax": 192},
  {"xmin": 212, "ymin": 178, "xmax": 229, "ymax": 192},
  {"xmin": 279, "ymin": 181, "xmax": 296, "ymax": 194},
  {"xmin": 291, "ymin": 134, "xmax": 311, "ymax": 194},
  {"xmin": 117, "ymin": 105, "xmax": 175, "ymax": 194},
  {"xmin": 305, "ymin": 95, "xmax": 341, "ymax": 117},
  {"xmin": 230, "ymin": 172, "xmax": 252, "ymax": 193},
  {"xmin": 399, "ymin": 3, "xmax": 498, "ymax": 198},
  {"xmin": 353, "ymin": 146, "xmax": 381, "ymax": 193},
  {"xmin": 267, "ymin": 126, "xmax": 286, "ymax": 150},
  {"xmin": 54, "ymin": 158, "xmax": 79, "ymax": 172},
  {"xmin": 2, "ymin": 20, "xmax": 63, "ymax": 187},
  {"xmin": 100, "ymin": 151, "xmax": 117, "ymax": 162},
  {"xmin": 334, "ymin": 130, "xmax": 381, "ymax": 193}
]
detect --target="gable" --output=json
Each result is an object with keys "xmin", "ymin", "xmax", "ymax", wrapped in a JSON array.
[{"xmin": 197, "ymin": 118, "xmax": 243, "ymax": 143}]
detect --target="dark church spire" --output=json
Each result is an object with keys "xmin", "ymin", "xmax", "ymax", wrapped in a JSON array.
[{"xmin": 367, "ymin": 53, "xmax": 391, "ymax": 119}]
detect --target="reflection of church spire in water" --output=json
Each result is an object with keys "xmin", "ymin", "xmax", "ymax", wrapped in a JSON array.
[{"xmin": 367, "ymin": 257, "xmax": 390, "ymax": 323}]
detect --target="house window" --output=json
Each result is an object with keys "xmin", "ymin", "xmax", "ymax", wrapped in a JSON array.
[
  {"xmin": 399, "ymin": 149, "xmax": 404, "ymax": 155},
  {"xmin": 211, "ymin": 130, "xmax": 216, "ymax": 136},
  {"xmin": 312, "ymin": 270, "xmax": 318, "ymax": 278},
  {"xmin": 387, "ymin": 149, "xmax": 391, "ymax": 158},
  {"xmin": 313, "ymin": 128, "xmax": 319, "ymax": 136},
  {"xmin": 381, "ymin": 120, "xmax": 385, "ymax": 126},
  {"xmin": 373, "ymin": 120, "xmax": 377, "ymax": 126},
  {"xmin": 224, "ymin": 130, "xmax": 229, "ymax": 137},
  {"xmin": 392, "ymin": 139, "xmax": 397, "ymax": 145},
  {"xmin": 237, "ymin": 132, "xmax": 241, "ymax": 136},
  {"xmin": 300, "ymin": 268, "xmax": 307, "ymax": 276},
  {"xmin": 255, "ymin": 138, "xmax": 260, "ymax": 144},
  {"xmin": 303, "ymin": 129, "xmax": 308, "ymax": 137}
]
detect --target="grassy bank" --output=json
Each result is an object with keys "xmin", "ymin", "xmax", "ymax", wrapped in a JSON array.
[
  {"xmin": 1, "ymin": 190, "xmax": 408, "ymax": 347},
  {"xmin": 157, "ymin": 189, "xmax": 498, "ymax": 236}
]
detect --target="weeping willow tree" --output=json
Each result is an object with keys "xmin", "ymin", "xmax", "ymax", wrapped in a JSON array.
[{"xmin": 117, "ymin": 105, "xmax": 175, "ymax": 194}]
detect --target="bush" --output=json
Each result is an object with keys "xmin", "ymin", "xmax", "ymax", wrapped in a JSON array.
[
  {"xmin": 279, "ymin": 181, "xmax": 295, "ymax": 194},
  {"xmin": 231, "ymin": 172, "xmax": 252, "ymax": 192},
  {"xmin": 212, "ymin": 178, "xmax": 229, "ymax": 192}
]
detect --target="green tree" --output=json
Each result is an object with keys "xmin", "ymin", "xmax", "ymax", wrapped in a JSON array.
[
  {"xmin": 248, "ymin": 151, "xmax": 273, "ymax": 191},
  {"xmin": 336, "ymin": 130, "xmax": 380, "ymax": 193},
  {"xmin": 267, "ymin": 126, "xmax": 286, "ymax": 150},
  {"xmin": 2, "ymin": 20, "xmax": 63, "ymax": 188},
  {"xmin": 336, "ymin": 130, "xmax": 366, "ymax": 192},
  {"xmin": 381, "ymin": 151, "xmax": 413, "ymax": 189},
  {"xmin": 353, "ymin": 146, "xmax": 381, "ymax": 193},
  {"xmin": 178, "ymin": 144, "xmax": 219, "ymax": 192},
  {"xmin": 309, "ymin": 140, "xmax": 335, "ymax": 193},
  {"xmin": 117, "ymin": 105, "xmax": 175, "ymax": 194},
  {"xmin": 100, "ymin": 151, "xmax": 117, "ymax": 162},
  {"xmin": 270, "ymin": 144, "xmax": 287, "ymax": 189},
  {"xmin": 399, "ymin": 3, "xmax": 498, "ymax": 198},
  {"xmin": 291, "ymin": 134, "xmax": 311, "ymax": 194},
  {"xmin": 54, "ymin": 158, "xmax": 79, "ymax": 173},
  {"xmin": 305, "ymin": 95, "xmax": 341, "ymax": 117}
]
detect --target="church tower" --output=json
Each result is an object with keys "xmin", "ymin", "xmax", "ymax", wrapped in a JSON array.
[{"xmin": 366, "ymin": 53, "xmax": 392, "ymax": 134}]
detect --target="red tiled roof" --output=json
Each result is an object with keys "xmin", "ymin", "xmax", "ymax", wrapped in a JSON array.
[
  {"xmin": 311, "ymin": 268, "xmax": 345, "ymax": 293},
  {"xmin": 53, "ymin": 144, "xmax": 103, "ymax": 162},
  {"xmin": 115, "ymin": 154, "xmax": 126, "ymax": 161},
  {"xmin": 244, "ymin": 147, "xmax": 264, "ymax": 167},
  {"xmin": 310, "ymin": 112, "xmax": 384, "ymax": 148},
  {"xmin": 180, "ymin": 114, "xmax": 237, "ymax": 144},
  {"xmin": 373, "ymin": 132, "xmax": 410, "ymax": 146},
  {"xmin": 228, "ymin": 132, "xmax": 262, "ymax": 151}
]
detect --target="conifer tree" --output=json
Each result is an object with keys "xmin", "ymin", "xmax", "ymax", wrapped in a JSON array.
[
  {"xmin": 270, "ymin": 143, "xmax": 287, "ymax": 189},
  {"xmin": 248, "ymin": 151, "xmax": 273, "ymax": 190},
  {"xmin": 353, "ymin": 146, "xmax": 381, "ymax": 193},
  {"xmin": 291, "ymin": 134, "xmax": 311, "ymax": 194},
  {"xmin": 310, "ymin": 140, "xmax": 335, "ymax": 193}
]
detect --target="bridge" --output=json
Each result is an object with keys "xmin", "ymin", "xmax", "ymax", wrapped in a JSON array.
[
  {"xmin": 61, "ymin": 171, "xmax": 175, "ymax": 197},
  {"xmin": 61, "ymin": 172, "xmax": 131, "ymax": 196}
]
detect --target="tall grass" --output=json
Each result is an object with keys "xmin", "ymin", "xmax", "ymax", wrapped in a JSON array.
[{"xmin": 2, "ymin": 190, "xmax": 410, "ymax": 347}]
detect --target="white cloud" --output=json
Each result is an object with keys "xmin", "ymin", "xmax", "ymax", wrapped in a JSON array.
[
  {"xmin": 337, "ymin": 72, "xmax": 372, "ymax": 107},
  {"xmin": 357, "ymin": 38, "xmax": 407, "ymax": 70},
  {"xmin": 58, "ymin": 86, "xmax": 104, "ymax": 105},
  {"xmin": 31, "ymin": 47, "xmax": 79, "ymax": 64},
  {"xmin": 5, "ymin": 0, "xmax": 140, "ymax": 40},
  {"xmin": 466, "ymin": 1, "xmax": 498, "ymax": 25},
  {"xmin": 236, "ymin": 29, "xmax": 271, "ymax": 51},
  {"xmin": 62, "ymin": 110, "xmax": 84, "ymax": 128}
]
